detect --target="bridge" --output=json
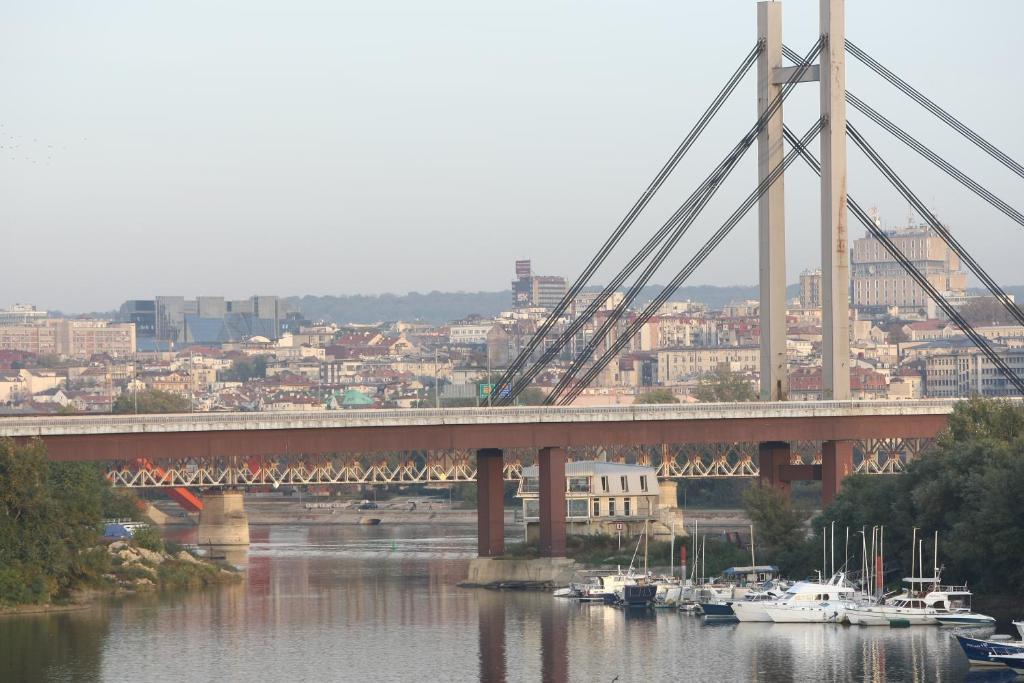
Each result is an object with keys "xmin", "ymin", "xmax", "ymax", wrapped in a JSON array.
[
  {"xmin": 10, "ymin": 0, "xmax": 1024, "ymax": 564},
  {"xmin": 3, "ymin": 399, "xmax": 953, "ymax": 554}
]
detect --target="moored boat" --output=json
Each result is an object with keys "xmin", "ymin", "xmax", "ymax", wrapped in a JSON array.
[
  {"xmin": 989, "ymin": 653, "xmax": 1024, "ymax": 673},
  {"xmin": 954, "ymin": 633, "xmax": 1024, "ymax": 667}
]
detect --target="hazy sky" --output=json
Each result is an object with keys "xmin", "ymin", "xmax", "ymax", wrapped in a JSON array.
[{"xmin": 4, "ymin": 0, "xmax": 1024, "ymax": 312}]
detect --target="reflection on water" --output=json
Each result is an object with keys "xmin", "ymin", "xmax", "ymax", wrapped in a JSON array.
[{"xmin": 0, "ymin": 524, "xmax": 1005, "ymax": 682}]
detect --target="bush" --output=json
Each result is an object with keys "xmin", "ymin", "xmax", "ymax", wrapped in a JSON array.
[{"xmin": 130, "ymin": 527, "xmax": 164, "ymax": 553}]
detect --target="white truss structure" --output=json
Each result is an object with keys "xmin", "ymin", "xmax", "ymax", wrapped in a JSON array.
[{"xmin": 105, "ymin": 438, "xmax": 933, "ymax": 488}]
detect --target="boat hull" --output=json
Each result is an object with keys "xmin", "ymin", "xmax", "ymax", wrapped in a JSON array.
[
  {"xmin": 844, "ymin": 608, "xmax": 936, "ymax": 626},
  {"xmin": 954, "ymin": 635, "xmax": 1024, "ymax": 667},
  {"xmin": 732, "ymin": 601, "xmax": 773, "ymax": 622},
  {"xmin": 933, "ymin": 614, "xmax": 997, "ymax": 627},
  {"xmin": 990, "ymin": 655, "xmax": 1024, "ymax": 673},
  {"xmin": 699, "ymin": 602, "xmax": 736, "ymax": 620},
  {"xmin": 765, "ymin": 605, "xmax": 847, "ymax": 624}
]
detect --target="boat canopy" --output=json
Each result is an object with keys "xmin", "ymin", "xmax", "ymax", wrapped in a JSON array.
[{"xmin": 723, "ymin": 565, "xmax": 779, "ymax": 576}]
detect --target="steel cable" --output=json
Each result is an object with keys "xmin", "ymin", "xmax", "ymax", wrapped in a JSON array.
[
  {"xmin": 489, "ymin": 42, "xmax": 763, "ymax": 402},
  {"xmin": 533, "ymin": 38, "xmax": 824, "ymax": 406},
  {"xmin": 846, "ymin": 121, "xmax": 1024, "ymax": 330},
  {"xmin": 845, "ymin": 39, "xmax": 1024, "ymax": 181},
  {"xmin": 555, "ymin": 119, "xmax": 824, "ymax": 405},
  {"xmin": 783, "ymin": 126, "xmax": 1024, "ymax": 396}
]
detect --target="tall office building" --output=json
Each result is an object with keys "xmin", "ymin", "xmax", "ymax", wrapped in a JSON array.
[
  {"xmin": 512, "ymin": 260, "xmax": 567, "ymax": 311},
  {"xmin": 851, "ymin": 224, "xmax": 966, "ymax": 313},
  {"xmin": 799, "ymin": 269, "xmax": 822, "ymax": 309}
]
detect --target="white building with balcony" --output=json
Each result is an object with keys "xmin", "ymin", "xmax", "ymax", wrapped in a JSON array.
[{"xmin": 516, "ymin": 461, "xmax": 666, "ymax": 540}]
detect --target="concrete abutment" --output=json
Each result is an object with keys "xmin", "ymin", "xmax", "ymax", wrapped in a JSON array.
[{"xmin": 197, "ymin": 490, "xmax": 250, "ymax": 546}]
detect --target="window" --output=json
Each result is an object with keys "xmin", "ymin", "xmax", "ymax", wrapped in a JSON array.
[
  {"xmin": 524, "ymin": 499, "xmax": 539, "ymax": 519},
  {"xmin": 568, "ymin": 476, "xmax": 590, "ymax": 493},
  {"xmin": 520, "ymin": 477, "xmax": 539, "ymax": 493},
  {"xmin": 620, "ymin": 476, "xmax": 629, "ymax": 492},
  {"xmin": 640, "ymin": 475, "xmax": 648, "ymax": 492},
  {"xmin": 567, "ymin": 499, "xmax": 588, "ymax": 518},
  {"xmin": 593, "ymin": 499, "xmax": 600, "ymax": 517},
  {"xmin": 624, "ymin": 499, "xmax": 631, "ymax": 516},
  {"xmin": 608, "ymin": 499, "xmax": 616, "ymax": 517},
  {"xmin": 600, "ymin": 476, "xmax": 609, "ymax": 493}
]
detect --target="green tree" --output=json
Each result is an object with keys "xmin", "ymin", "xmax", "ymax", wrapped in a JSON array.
[
  {"xmin": 112, "ymin": 388, "xmax": 190, "ymax": 414},
  {"xmin": 817, "ymin": 398, "xmax": 1024, "ymax": 595},
  {"xmin": 0, "ymin": 439, "xmax": 135, "ymax": 605},
  {"xmin": 743, "ymin": 483, "xmax": 817, "ymax": 577},
  {"xmin": 219, "ymin": 355, "xmax": 268, "ymax": 382},
  {"xmin": 634, "ymin": 389, "xmax": 679, "ymax": 404},
  {"xmin": 693, "ymin": 366, "xmax": 757, "ymax": 402}
]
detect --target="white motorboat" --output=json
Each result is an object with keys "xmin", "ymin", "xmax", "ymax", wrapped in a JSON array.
[
  {"xmin": 736, "ymin": 573, "xmax": 855, "ymax": 623},
  {"xmin": 845, "ymin": 577, "xmax": 990, "ymax": 626}
]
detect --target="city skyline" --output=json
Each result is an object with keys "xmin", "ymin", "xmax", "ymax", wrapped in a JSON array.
[{"xmin": 5, "ymin": 1, "xmax": 1024, "ymax": 310}]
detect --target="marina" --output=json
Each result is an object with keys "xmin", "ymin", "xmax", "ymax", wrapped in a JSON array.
[{"xmin": 0, "ymin": 524, "xmax": 1002, "ymax": 681}]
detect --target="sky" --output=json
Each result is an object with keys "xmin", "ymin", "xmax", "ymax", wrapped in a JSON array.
[{"xmin": 4, "ymin": 0, "xmax": 1024, "ymax": 312}]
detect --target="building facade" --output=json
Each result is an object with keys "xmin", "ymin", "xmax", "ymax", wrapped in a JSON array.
[
  {"xmin": 925, "ymin": 347, "xmax": 1024, "ymax": 397},
  {"xmin": 799, "ymin": 269, "xmax": 822, "ymax": 309},
  {"xmin": 511, "ymin": 260, "xmax": 567, "ymax": 311},
  {"xmin": 517, "ymin": 461, "xmax": 661, "ymax": 539},
  {"xmin": 657, "ymin": 346, "xmax": 759, "ymax": 383},
  {"xmin": 851, "ymin": 225, "xmax": 967, "ymax": 312}
]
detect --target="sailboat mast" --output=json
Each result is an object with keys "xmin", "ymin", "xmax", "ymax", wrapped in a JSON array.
[
  {"xmin": 934, "ymin": 530, "xmax": 939, "ymax": 591},
  {"xmin": 844, "ymin": 527, "xmax": 849, "ymax": 573},
  {"xmin": 670, "ymin": 521, "xmax": 675, "ymax": 579},
  {"xmin": 822, "ymin": 528, "xmax": 826, "ymax": 582},
  {"xmin": 910, "ymin": 527, "xmax": 917, "ymax": 585},
  {"xmin": 830, "ymin": 521, "xmax": 835, "ymax": 578},
  {"xmin": 750, "ymin": 523, "xmax": 756, "ymax": 568},
  {"xmin": 879, "ymin": 526, "xmax": 885, "ymax": 596}
]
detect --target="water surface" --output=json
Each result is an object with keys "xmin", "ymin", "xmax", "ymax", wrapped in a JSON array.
[{"xmin": 0, "ymin": 524, "xmax": 1013, "ymax": 682}]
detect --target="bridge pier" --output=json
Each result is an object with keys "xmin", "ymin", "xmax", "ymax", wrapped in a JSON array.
[
  {"xmin": 757, "ymin": 441, "xmax": 792, "ymax": 495},
  {"xmin": 197, "ymin": 490, "xmax": 250, "ymax": 546},
  {"xmin": 821, "ymin": 440, "xmax": 854, "ymax": 506},
  {"xmin": 476, "ymin": 448, "xmax": 505, "ymax": 557},
  {"xmin": 538, "ymin": 446, "xmax": 566, "ymax": 558}
]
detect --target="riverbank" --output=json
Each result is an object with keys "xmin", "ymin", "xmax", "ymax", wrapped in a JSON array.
[
  {"xmin": 152, "ymin": 498, "xmax": 517, "ymax": 526},
  {"xmin": 0, "ymin": 538, "xmax": 240, "ymax": 615}
]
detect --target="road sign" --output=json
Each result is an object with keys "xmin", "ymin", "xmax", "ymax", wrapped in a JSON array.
[
  {"xmin": 615, "ymin": 522, "xmax": 624, "ymax": 531},
  {"xmin": 478, "ymin": 383, "xmax": 494, "ymax": 399}
]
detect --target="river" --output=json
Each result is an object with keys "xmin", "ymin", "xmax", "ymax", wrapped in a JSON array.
[{"xmin": 0, "ymin": 524, "xmax": 1013, "ymax": 682}]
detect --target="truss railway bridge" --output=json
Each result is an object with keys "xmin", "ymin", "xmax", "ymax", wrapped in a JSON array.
[{"xmin": 0, "ymin": 399, "xmax": 952, "ymax": 556}]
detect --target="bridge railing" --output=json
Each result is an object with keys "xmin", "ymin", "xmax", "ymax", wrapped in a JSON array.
[{"xmin": 0, "ymin": 397, "xmax": 968, "ymax": 432}]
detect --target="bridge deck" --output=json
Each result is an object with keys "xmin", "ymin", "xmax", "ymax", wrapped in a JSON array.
[{"xmin": 0, "ymin": 400, "xmax": 959, "ymax": 462}]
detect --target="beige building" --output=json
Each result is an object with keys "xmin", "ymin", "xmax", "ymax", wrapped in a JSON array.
[
  {"xmin": 0, "ymin": 320, "xmax": 134, "ymax": 357},
  {"xmin": 799, "ymin": 269, "xmax": 822, "ymax": 309},
  {"xmin": 0, "ymin": 325, "xmax": 58, "ymax": 354},
  {"xmin": 517, "ymin": 462, "xmax": 662, "ymax": 539},
  {"xmin": 852, "ymin": 225, "xmax": 967, "ymax": 311},
  {"xmin": 657, "ymin": 346, "xmax": 759, "ymax": 383},
  {"xmin": 54, "ymin": 320, "xmax": 136, "ymax": 357}
]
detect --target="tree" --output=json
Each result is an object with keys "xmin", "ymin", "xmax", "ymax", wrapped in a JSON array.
[
  {"xmin": 693, "ymin": 366, "xmax": 757, "ymax": 402},
  {"xmin": 958, "ymin": 297, "xmax": 1016, "ymax": 326},
  {"xmin": 817, "ymin": 398, "xmax": 1024, "ymax": 595},
  {"xmin": 0, "ymin": 438, "xmax": 138, "ymax": 605},
  {"xmin": 887, "ymin": 322, "xmax": 909, "ymax": 344},
  {"xmin": 219, "ymin": 355, "xmax": 268, "ymax": 382},
  {"xmin": 634, "ymin": 389, "xmax": 679, "ymax": 404},
  {"xmin": 112, "ymin": 389, "xmax": 190, "ymax": 414},
  {"xmin": 743, "ymin": 484, "xmax": 817, "ymax": 577}
]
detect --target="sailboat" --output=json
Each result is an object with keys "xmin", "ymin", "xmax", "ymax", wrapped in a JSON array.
[{"xmin": 846, "ymin": 530, "xmax": 994, "ymax": 626}]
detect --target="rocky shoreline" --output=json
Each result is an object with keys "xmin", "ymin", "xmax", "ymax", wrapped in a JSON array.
[{"xmin": 0, "ymin": 540, "xmax": 240, "ymax": 616}]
